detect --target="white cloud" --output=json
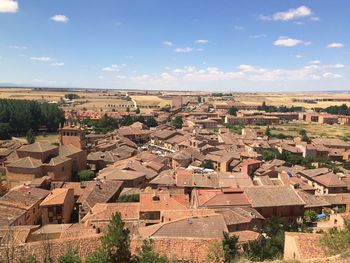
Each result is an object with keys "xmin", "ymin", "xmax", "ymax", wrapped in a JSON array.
[
  {"xmin": 97, "ymin": 76, "xmax": 104, "ymax": 80},
  {"xmin": 234, "ymin": 25, "xmax": 244, "ymax": 31},
  {"xmin": 174, "ymin": 47, "xmax": 193, "ymax": 53},
  {"xmin": 310, "ymin": 16, "xmax": 320, "ymax": 21},
  {"xmin": 162, "ymin": 41, "xmax": 173, "ymax": 46},
  {"xmin": 0, "ymin": 0, "xmax": 18, "ymax": 13},
  {"xmin": 194, "ymin": 39, "xmax": 209, "ymax": 44},
  {"xmin": 10, "ymin": 45, "xmax": 27, "ymax": 49},
  {"xmin": 50, "ymin": 14, "xmax": 69, "ymax": 23},
  {"xmin": 115, "ymin": 75, "xmax": 126, "ymax": 79},
  {"xmin": 273, "ymin": 37, "xmax": 309, "ymax": 47},
  {"xmin": 261, "ymin": 6, "xmax": 313, "ymax": 21},
  {"xmin": 101, "ymin": 64, "xmax": 126, "ymax": 72},
  {"xmin": 51, "ymin": 62, "xmax": 64, "ymax": 67},
  {"xmin": 324, "ymin": 64, "xmax": 345, "ymax": 69},
  {"xmin": 250, "ymin": 34, "xmax": 267, "ymax": 39},
  {"xmin": 309, "ymin": 60, "xmax": 321, "ymax": 64},
  {"xmin": 30, "ymin": 56, "xmax": 53, "ymax": 62},
  {"xmin": 323, "ymin": 72, "xmax": 342, "ymax": 79},
  {"xmin": 327, "ymin": 42, "xmax": 344, "ymax": 48},
  {"xmin": 296, "ymin": 55, "xmax": 304, "ymax": 59}
]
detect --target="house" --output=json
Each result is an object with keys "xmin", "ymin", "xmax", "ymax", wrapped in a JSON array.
[
  {"xmin": 77, "ymin": 180, "xmax": 124, "ymax": 220},
  {"xmin": 193, "ymin": 188, "xmax": 251, "ymax": 209},
  {"xmin": 241, "ymin": 159, "xmax": 262, "ymax": 176},
  {"xmin": 139, "ymin": 187, "xmax": 190, "ymax": 224},
  {"xmin": 40, "ymin": 188, "xmax": 75, "ymax": 225},
  {"xmin": 244, "ymin": 186, "xmax": 305, "ymax": 219},
  {"xmin": 0, "ymin": 186, "xmax": 49, "ymax": 226},
  {"xmin": 284, "ymin": 232, "xmax": 325, "ymax": 261},
  {"xmin": 6, "ymin": 142, "xmax": 86, "ymax": 188}
]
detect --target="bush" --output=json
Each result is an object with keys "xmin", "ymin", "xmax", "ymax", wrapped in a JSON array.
[
  {"xmin": 118, "ymin": 194, "xmax": 140, "ymax": 202},
  {"xmin": 79, "ymin": 170, "xmax": 95, "ymax": 181}
]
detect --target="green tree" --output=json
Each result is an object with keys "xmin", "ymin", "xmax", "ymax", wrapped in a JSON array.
[
  {"xmin": 58, "ymin": 247, "xmax": 82, "ymax": 263},
  {"xmin": 304, "ymin": 210, "xmax": 318, "ymax": 225},
  {"xmin": 172, "ymin": 116, "xmax": 183, "ymax": 129},
  {"xmin": 79, "ymin": 170, "xmax": 95, "ymax": 181},
  {"xmin": 206, "ymin": 240, "xmax": 224, "ymax": 263},
  {"xmin": 228, "ymin": 106, "xmax": 238, "ymax": 116},
  {"xmin": 146, "ymin": 117, "xmax": 158, "ymax": 128},
  {"xmin": 222, "ymin": 232, "xmax": 238, "ymax": 262},
  {"xmin": 321, "ymin": 219, "xmax": 350, "ymax": 255},
  {"xmin": 343, "ymin": 162, "xmax": 350, "ymax": 170},
  {"xmin": 20, "ymin": 256, "xmax": 39, "ymax": 263},
  {"xmin": 65, "ymin": 94, "xmax": 80, "ymax": 100},
  {"xmin": 85, "ymin": 248, "xmax": 109, "ymax": 263},
  {"xmin": 134, "ymin": 239, "xmax": 168, "ymax": 263},
  {"xmin": 135, "ymin": 107, "xmax": 141, "ymax": 114},
  {"xmin": 118, "ymin": 194, "xmax": 140, "ymax": 202},
  {"xmin": 265, "ymin": 127, "xmax": 271, "ymax": 137},
  {"xmin": 202, "ymin": 160, "xmax": 214, "ymax": 169},
  {"xmin": 0, "ymin": 123, "xmax": 11, "ymax": 140},
  {"xmin": 26, "ymin": 129, "xmax": 36, "ymax": 144},
  {"xmin": 100, "ymin": 212, "xmax": 132, "ymax": 263}
]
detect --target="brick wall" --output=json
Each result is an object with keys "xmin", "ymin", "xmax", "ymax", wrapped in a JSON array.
[{"xmin": 0, "ymin": 235, "xmax": 218, "ymax": 262}]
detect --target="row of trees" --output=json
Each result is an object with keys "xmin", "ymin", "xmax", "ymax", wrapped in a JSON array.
[
  {"xmin": 322, "ymin": 103, "xmax": 350, "ymax": 116},
  {"xmin": 0, "ymin": 99, "xmax": 65, "ymax": 139},
  {"xmin": 257, "ymin": 102, "xmax": 302, "ymax": 113},
  {"xmin": 83, "ymin": 115, "xmax": 158, "ymax": 134}
]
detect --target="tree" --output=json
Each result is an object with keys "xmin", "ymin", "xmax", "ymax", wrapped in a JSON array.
[
  {"xmin": 265, "ymin": 127, "xmax": 271, "ymax": 137},
  {"xmin": 321, "ymin": 219, "xmax": 350, "ymax": 255},
  {"xmin": 126, "ymin": 107, "xmax": 130, "ymax": 112},
  {"xmin": 304, "ymin": 210, "xmax": 318, "ymax": 225},
  {"xmin": 20, "ymin": 256, "xmax": 39, "ymax": 263},
  {"xmin": 135, "ymin": 107, "xmax": 141, "ymax": 114},
  {"xmin": 262, "ymin": 149, "xmax": 279, "ymax": 161},
  {"xmin": 228, "ymin": 106, "xmax": 238, "ymax": 116},
  {"xmin": 100, "ymin": 212, "xmax": 132, "ymax": 263},
  {"xmin": 0, "ymin": 122, "xmax": 11, "ymax": 140},
  {"xmin": 58, "ymin": 247, "xmax": 82, "ymax": 263},
  {"xmin": 64, "ymin": 94, "xmax": 80, "ymax": 100},
  {"xmin": 134, "ymin": 239, "xmax": 168, "ymax": 263},
  {"xmin": 85, "ymin": 248, "xmax": 108, "ymax": 263},
  {"xmin": 79, "ymin": 170, "xmax": 95, "ymax": 181},
  {"xmin": 26, "ymin": 129, "xmax": 36, "ymax": 144},
  {"xmin": 222, "ymin": 232, "xmax": 238, "ymax": 262},
  {"xmin": 172, "ymin": 116, "xmax": 183, "ymax": 129},
  {"xmin": 343, "ymin": 162, "xmax": 350, "ymax": 170},
  {"xmin": 146, "ymin": 117, "xmax": 158, "ymax": 128},
  {"xmin": 118, "ymin": 194, "xmax": 140, "ymax": 202},
  {"xmin": 206, "ymin": 240, "xmax": 224, "ymax": 263},
  {"xmin": 202, "ymin": 160, "xmax": 214, "ymax": 169}
]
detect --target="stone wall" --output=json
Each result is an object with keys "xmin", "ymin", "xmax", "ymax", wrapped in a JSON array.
[{"xmin": 0, "ymin": 235, "xmax": 218, "ymax": 262}]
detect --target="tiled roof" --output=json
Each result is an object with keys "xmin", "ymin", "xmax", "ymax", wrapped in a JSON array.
[
  {"xmin": 0, "ymin": 186, "xmax": 49, "ymax": 210},
  {"xmin": 7, "ymin": 156, "xmax": 42, "ymax": 169},
  {"xmin": 244, "ymin": 186, "xmax": 305, "ymax": 208},
  {"xmin": 138, "ymin": 214, "xmax": 228, "ymax": 238},
  {"xmin": 40, "ymin": 188, "xmax": 71, "ymax": 206},
  {"xmin": 18, "ymin": 142, "xmax": 58, "ymax": 153},
  {"xmin": 196, "ymin": 188, "xmax": 251, "ymax": 208}
]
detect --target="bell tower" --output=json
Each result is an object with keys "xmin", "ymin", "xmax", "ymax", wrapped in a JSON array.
[{"xmin": 59, "ymin": 111, "xmax": 86, "ymax": 150}]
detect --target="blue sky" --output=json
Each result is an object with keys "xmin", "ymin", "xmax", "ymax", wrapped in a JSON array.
[{"xmin": 0, "ymin": 0, "xmax": 349, "ymax": 91}]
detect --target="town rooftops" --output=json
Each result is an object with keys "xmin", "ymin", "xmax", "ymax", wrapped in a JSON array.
[
  {"xmin": 138, "ymin": 214, "xmax": 228, "ymax": 238},
  {"xmin": 7, "ymin": 156, "xmax": 42, "ymax": 169},
  {"xmin": 300, "ymin": 167, "xmax": 330, "ymax": 178},
  {"xmin": 244, "ymin": 186, "xmax": 305, "ymax": 208},
  {"xmin": 195, "ymin": 188, "xmax": 251, "ymax": 208},
  {"xmin": 40, "ymin": 188, "xmax": 72, "ymax": 206},
  {"xmin": 312, "ymin": 172, "xmax": 347, "ymax": 188},
  {"xmin": 17, "ymin": 142, "xmax": 58, "ymax": 153},
  {"xmin": 0, "ymin": 185, "xmax": 49, "ymax": 210}
]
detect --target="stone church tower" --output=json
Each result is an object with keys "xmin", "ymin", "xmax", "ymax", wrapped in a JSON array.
[{"xmin": 59, "ymin": 112, "xmax": 86, "ymax": 150}]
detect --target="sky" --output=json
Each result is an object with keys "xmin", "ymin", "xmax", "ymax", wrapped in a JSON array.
[{"xmin": 0, "ymin": 0, "xmax": 349, "ymax": 91}]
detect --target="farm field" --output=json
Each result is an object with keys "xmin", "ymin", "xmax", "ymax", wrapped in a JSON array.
[
  {"xmin": 236, "ymin": 92, "xmax": 350, "ymax": 109},
  {"xmin": 264, "ymin": 121, "xmax": 350, "ymax": 140}
]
